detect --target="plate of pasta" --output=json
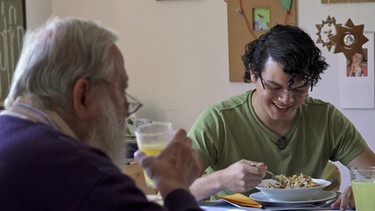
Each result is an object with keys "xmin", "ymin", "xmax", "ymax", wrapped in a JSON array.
[{"xmin": 255, "ymin": 174, "xmax": 331, "ymax": 201}]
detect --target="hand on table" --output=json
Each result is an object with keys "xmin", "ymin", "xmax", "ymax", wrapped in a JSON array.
[
  {"xmin": 331, "ymin": 186, "xmax": 355, "ymax": 210},
  {"xmin": 134, "ymin": 129, "xmax": 201, "ymax": 198}
]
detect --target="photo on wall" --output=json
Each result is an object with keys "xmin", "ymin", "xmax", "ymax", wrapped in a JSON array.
[
  {"xmin": 253, "ymin": 8, "xmax": 270, "ymax": 31},
  {"xmin": 346, "ymin": 49, "xmax": 368, "ymax": 77},
  {"xmin": 340, "ymin": 31, "xmax": 374, "ymax": 109}
]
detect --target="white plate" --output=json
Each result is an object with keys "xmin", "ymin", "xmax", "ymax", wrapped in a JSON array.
[
  {"xmin": 249, "ymin": 190, "xmax": 337, "ymax": 206},
  {"xmin": 256, "ymin": 178, "xmax": 331, "ymax": 201}
]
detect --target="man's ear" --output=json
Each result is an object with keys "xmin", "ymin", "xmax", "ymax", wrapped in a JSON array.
[
  {"xmin": 250, "ymin": 68, "xmax": 257, "ymax": 82},
  {"xmin": 72, "ymin": 78, "xmax": 91, "ymax": 121}
]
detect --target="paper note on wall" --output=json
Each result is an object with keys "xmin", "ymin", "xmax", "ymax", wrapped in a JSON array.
[{"xmin": 340, "ymin": 31, "xmax": 375, "ymax": 109}]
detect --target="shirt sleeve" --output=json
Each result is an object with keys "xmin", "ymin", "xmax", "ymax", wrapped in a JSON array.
[
  {"xmin": 188, "ymin": 106, "xmax": 224, "ymax": 170},
  {"xmin": 164, "ymin": 189, "xmax": 203, "ymax": 211}
]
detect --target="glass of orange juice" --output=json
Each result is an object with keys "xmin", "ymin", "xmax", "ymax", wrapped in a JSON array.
[
  {"xmin": 350, "ymin": 166, "xmax": 375, "ymax": 211},
  {"xmin": 135, "ymin": 122, "xmax": 173, "ymax": 188}
]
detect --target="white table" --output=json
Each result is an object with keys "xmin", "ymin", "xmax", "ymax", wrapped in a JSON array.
[
  {"xmin": 199, "ymin": 200, "xmax": 256, "ymax": 210},
  {"xmin": 199, "ymin": 200, "xmax": 355, "ymax": 211}
]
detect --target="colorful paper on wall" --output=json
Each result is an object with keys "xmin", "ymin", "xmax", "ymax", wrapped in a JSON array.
[
  {"xmin": 280, "ymin": 0, "xmax": 292, "ymax": 12},
  {"xmin": 340, "ymin": 31, "xmax": 374, "ymax": 109}
]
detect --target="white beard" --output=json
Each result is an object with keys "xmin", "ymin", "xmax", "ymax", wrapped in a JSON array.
[{"xmin": 85, "ymin": 97, "xmax": 126, "ymax": 169}]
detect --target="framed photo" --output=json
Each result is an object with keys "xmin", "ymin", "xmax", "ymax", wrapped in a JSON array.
[{"xmin": 0, "ymin": 0, "xmax": 26, "ymax": 107}]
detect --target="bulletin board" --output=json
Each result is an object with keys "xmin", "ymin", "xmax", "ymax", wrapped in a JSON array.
[
  {"xmin": 227, "ymin": 0, "xmax": 297, "ymax": 82},
  {"xmin": 0, "ymin": 0, "xmax": 26, "ymax": 107}
]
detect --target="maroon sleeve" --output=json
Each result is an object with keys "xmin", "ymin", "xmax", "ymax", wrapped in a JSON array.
[{"xmin": 164, "ymin": 189, "xmax": 203, "ymax": 211}]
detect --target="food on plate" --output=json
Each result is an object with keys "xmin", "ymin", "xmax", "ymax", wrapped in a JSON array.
[{"xmin": 264, "ymin": 173, "xmax": 319, "ymax": 189}]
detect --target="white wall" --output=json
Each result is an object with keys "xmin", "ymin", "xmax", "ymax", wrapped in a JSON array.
[
  {"xmin": 25, "ymin": 0, "xmax": 52, "ymax": 28},
  {"xmin": 25, "ymin": 0, "xmax": 375, "ymax": 192}
]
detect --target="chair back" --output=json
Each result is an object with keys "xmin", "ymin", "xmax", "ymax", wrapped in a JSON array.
[{"xmin": 320, "ymin": 161, "xmax": 341, "ymax": 191}]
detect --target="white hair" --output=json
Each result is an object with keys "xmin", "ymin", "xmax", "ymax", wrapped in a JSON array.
[{"xmin": 5, "ymin": 17, "xmax": 118, "ymax": 117}]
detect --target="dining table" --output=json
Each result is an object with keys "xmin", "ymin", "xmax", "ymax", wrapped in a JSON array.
[
  {"xmin": 147, "ymin": 193, "xmax": 355, "ymax": 211},
  {"xmin": 198, "ymin": 199, "xmax": 355, "ymax": 211}
]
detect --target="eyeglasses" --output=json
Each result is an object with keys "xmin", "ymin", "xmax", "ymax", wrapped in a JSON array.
[
  {"xmin": 259, "ymin": 75, "xmax": 310, "ymax": 98},
  {"xmin": 126, "ymin": 93, "xmax": 143, "ymax": 115},
  {"xmin": 99, "ymin": 79, "xmax": 143, "ymax": 115}
]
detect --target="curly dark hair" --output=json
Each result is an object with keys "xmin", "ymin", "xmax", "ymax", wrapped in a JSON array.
[{"xmin": 242, "ymin": 24, "xmax": 329, "ymax": 89}]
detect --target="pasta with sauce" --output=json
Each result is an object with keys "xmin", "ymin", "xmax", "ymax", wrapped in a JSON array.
[{"xmin": 264, "ymin": 173, "xmax": 319, "ymax": 189}]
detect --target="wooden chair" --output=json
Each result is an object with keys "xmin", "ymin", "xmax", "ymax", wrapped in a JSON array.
[{"xmin": 320, "ymin": 161, "xmax": 341, "ymax": 191}]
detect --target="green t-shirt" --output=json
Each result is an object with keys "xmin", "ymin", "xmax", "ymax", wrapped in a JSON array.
[{"xmin": 188, "ymin": 90, "xmax": 367, "ymax": 197}]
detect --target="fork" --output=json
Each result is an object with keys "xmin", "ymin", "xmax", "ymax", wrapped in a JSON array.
[
  {"xmin": 249, "ymin": 163, "xmax": 279, "ymax": 181},
  {"xmin": 266, "ymin": 170, "xmax": 280, "ymax": 181}
]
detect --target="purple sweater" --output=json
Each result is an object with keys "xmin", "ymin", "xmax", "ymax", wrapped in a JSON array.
[{"xmin": 0, "ymin": 115, "xmax": 202, "ymax": 211}]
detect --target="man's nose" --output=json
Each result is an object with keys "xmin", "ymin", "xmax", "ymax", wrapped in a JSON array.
[{"xmin": 278, "ymin": 89, "xmax": 294, "ymax": 102}]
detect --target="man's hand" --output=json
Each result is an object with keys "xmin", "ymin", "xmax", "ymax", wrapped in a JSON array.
[
  {"xmin": 217, "ymin": 159, "xmax": 267, "ymax": 193},
  {"xmin": 331, "ymin": 186, "xmax": 355, "ymax": 210},
  {"xmin": 134, "ymin": 129, "xmax": 201, "ymax": 198}
]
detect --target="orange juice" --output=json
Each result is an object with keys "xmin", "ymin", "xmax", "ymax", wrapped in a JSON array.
[
  {"xmin": 140, "ymin": 143, "xmax": 164, "ymax": 156},
  {"xmin": 135, "ymin": 122, "xmax": 173, "ymax": 189},
  {"xmin": 351, "ymin": 179, "xmax": 375, "ymax": 211},
  {"xmin": 139, "ymin": 143, "xmax": 165, "ymax": 188}
]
